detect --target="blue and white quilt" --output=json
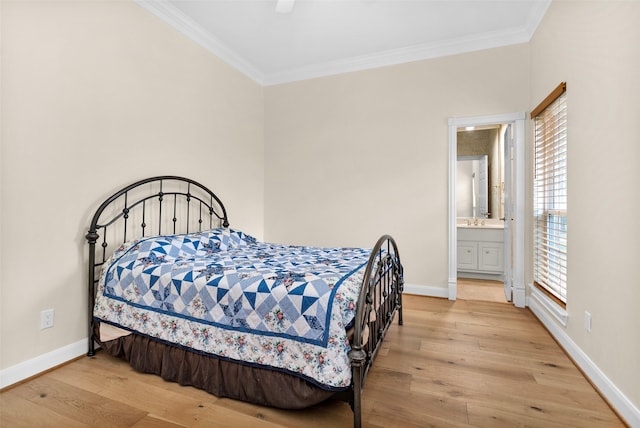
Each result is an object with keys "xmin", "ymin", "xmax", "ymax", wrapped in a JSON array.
[{"xmin": 93, "ymin": 228, "xmax": 370, "ymax": 389}]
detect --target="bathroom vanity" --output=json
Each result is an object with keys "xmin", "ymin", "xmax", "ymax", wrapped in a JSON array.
[{"xmin": 457, "ymin": 223, "xmax": 504, "ymax": 280}]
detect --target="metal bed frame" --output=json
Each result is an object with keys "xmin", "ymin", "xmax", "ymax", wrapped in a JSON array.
[{"xmin": 85, "ymin": 176, "xmax": 403, "ymax": 428}]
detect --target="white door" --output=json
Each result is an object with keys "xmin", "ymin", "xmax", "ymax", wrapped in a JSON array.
[{"xmin": 502, "ymin": 124, "xmax": 514, "ymax": 301}]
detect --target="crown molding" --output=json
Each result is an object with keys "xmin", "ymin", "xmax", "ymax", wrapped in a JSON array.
[
  {"xmin": 135, "ymin": 0, "xmax": 551, "ymax": 87},
  {"xmin": 135, "ymin": 0, "xmax": 266, "ymax": 85},
  {"xmin": 263, "ymin": 27, "xmax": 532, "ymax": 86},
  {"xmin": 524, "ymin": 0, "xmax": 552, "ymax": 38}
]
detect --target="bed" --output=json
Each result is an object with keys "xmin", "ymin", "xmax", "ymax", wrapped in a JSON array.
[{"xmin": 86, "ymin": 176, "xmax": 403, "ymax": 427}]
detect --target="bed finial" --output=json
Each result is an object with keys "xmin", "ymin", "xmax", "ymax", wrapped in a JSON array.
[{"xmin": 86, "ymin": 231, "xmax": 99, "ymax": 244}]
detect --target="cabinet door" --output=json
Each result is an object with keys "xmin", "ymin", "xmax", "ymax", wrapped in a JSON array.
[
  {"xmin": 478, "ymin": 242, "xmax": 504, "ymax": 272},
  {"xmin": 457, "ymin": 243, "xmax": 478, "ymax": 270}
]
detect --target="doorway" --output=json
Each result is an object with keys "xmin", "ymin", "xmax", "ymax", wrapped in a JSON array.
[
  {"xmin": 457, "ymin": 278, "xmax": 507, "ymax": 303},
  {"xmin": 447, "ymin": 113, "xmax": 526, "ymax": 307}
]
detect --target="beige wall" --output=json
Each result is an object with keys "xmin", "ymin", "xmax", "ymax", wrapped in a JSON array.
[
  {"xmin": 2, "ymin": 0, "xmax": 638, "ymax": 419},
  {"xmin": 0, "ymin": 1, "xmax": 264, "ymax": 370},
  {"xmin": 264, "ymin": 45, "xmax": 530, "ymax": 289},
  {"xmin": 529, "ymin": 0, "xmax": 640, "ymax": 409}
]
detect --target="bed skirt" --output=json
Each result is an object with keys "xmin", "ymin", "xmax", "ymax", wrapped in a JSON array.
[{"xmin": 95, "ymin": 324, "xmax": 339, "ymax": 409}]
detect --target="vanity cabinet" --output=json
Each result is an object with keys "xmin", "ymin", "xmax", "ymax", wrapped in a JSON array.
[
  {"xmin": 457, "ymin": 227, "xmax": 504, "ymax": 279},
  {"xmin": 478, "ymin": 242, "xmax": 503, "ymax": 272},
  {"xmin": 457, "ymin": 243, "xmax": 478, "ymax": 270}
]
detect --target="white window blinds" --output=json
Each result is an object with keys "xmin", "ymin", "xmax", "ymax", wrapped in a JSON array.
[{"xmin": 532, "ymin": 83, "xmax": 567, "ymax": 305}]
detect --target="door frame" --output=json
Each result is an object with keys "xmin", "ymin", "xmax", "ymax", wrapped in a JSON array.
[
  {"xmin": 503, "ymin": 124, "xmax": 514, "ymax": 302},
  {"xmin": 447, "ymin": 112, "xmax": 526, "ymax": 307}
]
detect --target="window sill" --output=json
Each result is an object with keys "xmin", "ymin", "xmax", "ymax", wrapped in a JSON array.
[{"xmin": 529, "ymin": 283, "xmax": 568, "ymax": 327}]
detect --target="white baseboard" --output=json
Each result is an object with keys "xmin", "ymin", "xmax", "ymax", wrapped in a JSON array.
[
  {"xmin": 403, "ymin": 283, "xmax": 449, "ymax": 298},
  {"xmin": 0, "ymin": 338, "xmax": 87, "ymax": 389},
  {"xmin": 528, "ymin": 297, "xmax": 640, "ymax": 427}
]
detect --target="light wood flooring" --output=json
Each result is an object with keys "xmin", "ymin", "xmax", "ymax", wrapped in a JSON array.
[
  {"xmin": 1, "ymin": 295, "xmax": 625, "ymax": 427},
  {"xmin": 456, "ymin": 278, "xmax": 508, "ymax": 303}
]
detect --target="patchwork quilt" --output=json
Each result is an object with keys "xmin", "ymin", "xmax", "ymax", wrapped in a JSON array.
[{"xmin": 93, "ymin": 228, "xmax": 371, "ymax": 389}]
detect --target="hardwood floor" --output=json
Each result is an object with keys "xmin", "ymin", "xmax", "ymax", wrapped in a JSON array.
[
  {"xmin": 456, "ymin": 278, "xmax": 507, "ymax": 303},
  {"xmin": 1, "ymin": 295, "xmax": 625, "ymax": 427}
]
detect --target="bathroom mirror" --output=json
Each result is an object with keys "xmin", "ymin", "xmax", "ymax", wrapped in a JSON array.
[
  {"xmin": 456, "ymin": 126, "xmax": 505, "ymax": 219},
  {"xmin": 457, "ymin": 155, "xmax": 488, "ymax": 218}
]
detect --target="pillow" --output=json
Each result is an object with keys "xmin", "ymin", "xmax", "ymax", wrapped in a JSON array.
[{"xmin": 198, "ymin": 228, "xmax": 257, "ymax": 254}]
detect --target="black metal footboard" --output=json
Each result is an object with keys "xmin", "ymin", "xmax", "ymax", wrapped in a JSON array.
[{"xmin": 349, "ymin": 235, "xmax": 404, "ymax": 428}]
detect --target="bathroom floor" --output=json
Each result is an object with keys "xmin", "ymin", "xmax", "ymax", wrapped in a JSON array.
[{"xmin": 457, "ymin": 278, "xmax": 507, "ymax": 303}]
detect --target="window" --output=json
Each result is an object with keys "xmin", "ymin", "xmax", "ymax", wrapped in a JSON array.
[{"xmin": 531, "ymin": 82, "xmax": 567, "ymax": 306}]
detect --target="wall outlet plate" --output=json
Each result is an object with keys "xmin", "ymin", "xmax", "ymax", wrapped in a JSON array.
[
  {"xmin": 41, "ymin": 309, "xmax": 54, "ymax": 329},
  {"xmin": 584, "ymin": 311, "xmax": 592, "ymax": 333}
]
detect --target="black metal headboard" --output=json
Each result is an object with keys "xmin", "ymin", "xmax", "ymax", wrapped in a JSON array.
[{"xmin": 85, "ymin": 176, "xmax": 228, "ymax": 355}]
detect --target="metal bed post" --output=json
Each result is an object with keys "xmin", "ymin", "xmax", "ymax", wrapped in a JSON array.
[{"xmin": 86, "ymin": 230, "xmax": 98, "ymax": 357}]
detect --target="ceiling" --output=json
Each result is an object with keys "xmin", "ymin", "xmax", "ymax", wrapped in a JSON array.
[{"xmin": 136, "ymin": 0, "xmax": 551, "ymax": 86}]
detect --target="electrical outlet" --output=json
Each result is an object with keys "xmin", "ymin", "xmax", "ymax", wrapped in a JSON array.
[
  {"xmin": 584, "ymin": 311, "xmax": 592, "ymax": 333},
  {"xmin": 41, "ymin": 309, "xmax": 55, "ymax": 329}
]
